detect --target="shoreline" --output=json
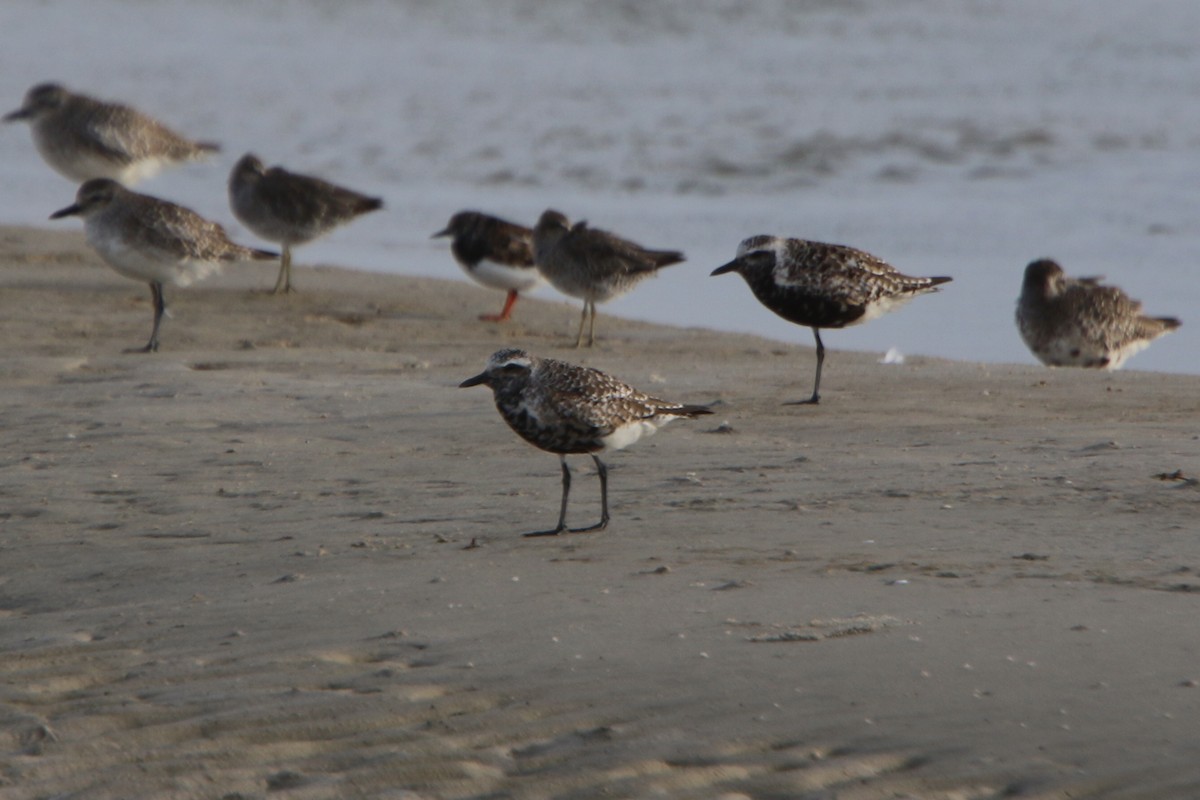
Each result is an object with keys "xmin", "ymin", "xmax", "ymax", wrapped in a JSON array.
[{"xmin": 3, "ymin": 224, "xmax": 1200, "ymax": 798}]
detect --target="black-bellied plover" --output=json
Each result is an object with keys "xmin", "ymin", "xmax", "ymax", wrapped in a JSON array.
[
  {"xmin": 460, "ymin": 348, "xmax": 711, "ymax": 537},
  {"xmin": 228, "ymin": 153, "xmax": 383, "ymax": 294},
  {"xmin": 4, "ymin": 82, "xmax": 219, "ymax": 185},
  {"xmin": 532, "ymin": 209, "xmax": 684, "ymax": 347},
  {"xmin": 432, "ymin": 211, "xmax": 542, "ymax": 322},
  {"xmin": 1016, "ymin": 258, "xmax": 1181, "ymax": 369},
  {"xmin": 711, "ymin": 235, "xmax": 951, "ymax": 404},
  {"xmin": 50, "ymin": 178, "xmax": 277, "ymax": 353}
]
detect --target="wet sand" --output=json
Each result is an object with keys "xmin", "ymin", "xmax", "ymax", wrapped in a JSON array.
[{"xmin": 2, "ymin": 224, "xmax": 1199, "ymax": 799}]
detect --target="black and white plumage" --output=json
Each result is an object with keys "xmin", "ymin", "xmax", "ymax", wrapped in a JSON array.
[
  {"xmin": 228, "ymin": 153, "xmax": 383, "ymax": 294},
  {"xmin": 460, "ymin": 348, "xmax": 712, "ymax": 537},
  {"xmin": 432, "ymin": 211, "xmax": 542, "ymax": 322},
  {"xmin": 4, "ymin": 82, "xmax": 219, "ymax": 185},
  {"xmin": 711, "ymin": 235, "xmax": 951, "ymax": 404},
  {"xmin": 533, "ymin": 209, "xmax": 685, "ymax": 347},
  {"xmin": 1016, "ymin": 259, "xmax": 1180, "ymax": 369},
  {"xmin": 50, "ymin": 178, "xmax": 277, "ymax": 352}
]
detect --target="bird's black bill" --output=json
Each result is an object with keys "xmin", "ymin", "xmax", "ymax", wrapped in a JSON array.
[
  {"xmin": 3, "ymin": 108, "xmax": 32, "ymax": 122},
  {"xmin": 459, "ymin": 372, "xmax": 490, "ymax": 388},
  {"xmin": 49, "ymin": 204, "xmax": 82, "ymax": 219},
  {"xmin": 710, "ymin": 260, "xmax": 739, "ymax": 276},
  {"xmin": 431, "ymin": 227, "xmax": 451, "ymax": 239}
]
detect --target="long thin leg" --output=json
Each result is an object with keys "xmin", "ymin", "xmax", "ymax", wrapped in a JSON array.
[
  {"xmin": 127, "ymin": 282, "xmax": 164, "ymax": 353},
  {"xmin": 480, "ymin": 290, "xmax": 519, "ymax": 322},
  {"xmin": 272, "ymin": 244, "xmax": 293, "ymax": 294},
  {"xmin": 524, "ymin": 456, "xmax": 571, "ymax": 537},
  {"xmin": 569, "ymin": 454, "xmax": 609, "ymax": 533},
  {"xmin": 586, "ymin": 300, "xmax": 597, "ymax": 347},
  {"xmin": 784, "ymin": 327, "xmax": 824, "ymax": 405},
  {"xmin": 573, "ymin": 301, "xmax": 589, "ymax": 348}
]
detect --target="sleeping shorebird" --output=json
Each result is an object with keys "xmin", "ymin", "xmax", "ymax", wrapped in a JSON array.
[
  {"xmin": 432, "ymin": 211, "xmax": 542, "ymax": 322},
  {"xmin": 1016, "ymin": 259, "xmax": 1180, "ymax": 369},
  {"xmin": 532, "ymin": 209, "xmax": 684, "ymax": 347},
  {"xmin": 4, "ymin": 82, "xmax": 219, "ymax": 185},
  {"xmin": 228, "ymin": 153, "xmax": 383, "ymax": 294},
  {"xmin": 460, "ymin": 348, "xmax": 711, "ymax": 537},
  {"xmin": 50, "ymin": 178, "xmax": 277, "ymax": 352},
  {"xmin": 712, "ymin": 235, "xmax": 951, "ymax": 404}
]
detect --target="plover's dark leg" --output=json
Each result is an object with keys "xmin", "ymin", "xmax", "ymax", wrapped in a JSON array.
[
  {"xmin": 128, "ymin": 281, "xmax": 164, "ymax": 353},
  {"xmin": 525, "ymin": 455, "xmax": 572, "ymax": 537},
  {"xmin": 569, "ymin": 454, "xmax": 609, "ymax": 533},
  {"xmin": 480, "ymin": 290, "xmax": 519, "ymax": 323},
  {"xmin": 785, "ymin": 327, "xmax": 824, "ymax": 405},
  {"xmin": 272, "ymin": 243, "xmax": 293, "ymax": 294}
]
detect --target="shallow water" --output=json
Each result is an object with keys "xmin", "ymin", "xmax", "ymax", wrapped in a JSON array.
[{"xmin": 2, "ymin": 0, "xmax": 1197, "ymax": 373}]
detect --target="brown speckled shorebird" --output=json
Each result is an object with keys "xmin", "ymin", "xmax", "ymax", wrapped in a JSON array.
[
  {"xmin": 712, "ymin": 235, "xmax": 951, "ymax": 405},
  {"xmin": 4, "ymin": 82, "xmax": 219, "ymax": 185},
  {"xmin": 50, "ymin": 178, "xmax": 277, "ymax": 352},
  {"xmin": 532, "ymin": 209, "xmax": 684, "ymax": 347},
  {"xmin": 1016, "ymin": 258, "xmax": 1180, "ymax": 369},
  {"xmin": 432, "ymin": 211, "xmax": 542, "ymax": 322},
  {"xmin": 460, "ymin": 348, "xmax": 711, "ymax": 537},
  {"xmin": 228, "ymin": 153, "xmax": 383, "ymax": 294}
]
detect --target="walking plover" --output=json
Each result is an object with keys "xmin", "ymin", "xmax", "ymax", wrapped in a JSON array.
[
  {"xmin": 711, "ymin": 235, "xmax": 951, "ymax": 404},
  {"xmin": 532, "ymin": 209, "xmax": 684, "ymax": 347},
  {"xmin": 4, "ymin": 82, "xmax": 219, "ymax": 185},
  {"xmin": 50, "ymin": 178, "xmax": 277, "ymax": 352},
  {"xmin": 432, "ymin": 211, "xmax": 542, "ymax": 322},
  {"xmin": 1016, "ymin": 259, "xmax": 1180, "ymax": 369},
  {"xmin": 228, "ymin": 153, "xmax": 383, "ymax": 294},
  {"xmin": 460, "ymin": 348, "xmax": 711, "ymax": 537}
]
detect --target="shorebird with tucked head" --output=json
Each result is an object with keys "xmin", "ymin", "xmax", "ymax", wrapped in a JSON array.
[
  {"xmin": 712, "ymin": 235, "xmax": 951, "ymax": 405},
  {"xmin": 432, "ymin": 211, "xmax": 542, "ymax": 322},
  {"xmin": 50, "ymin": 178, "xmax": 277, "ymax": 353},
  {"xmin": 228, "ymin": 153, "xmax": 383, "ymax": 294},
  {"xmin": 1016, "ymin": 259, "xmax": 1180, "ymax": 369},
  {"xmin": 460, "ymin": 348, "xmax": 712, "ymax": 537},
  {"xmin": 5, "ymin": 82, "xmax": 219, "ymax": 185},
  {"xmin": 532, "ymin": 209, "xmax": 684, "ymax": 347}
]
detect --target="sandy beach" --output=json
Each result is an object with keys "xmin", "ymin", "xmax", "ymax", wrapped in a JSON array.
[{"xmin": 2, "ymin": 224, "xmax": 1199, "ymax": 799}]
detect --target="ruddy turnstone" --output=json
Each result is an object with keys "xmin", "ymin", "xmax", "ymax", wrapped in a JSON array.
[{"xmin": 432, "ymin": 211, "xmax": 541, "ymax": 322}]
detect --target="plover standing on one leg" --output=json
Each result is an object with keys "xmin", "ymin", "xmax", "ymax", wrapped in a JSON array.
[
  {"xmin": 1016, "ymin": 259, "xmax": 1180, "ymax": 369},
  {"xmin": 50, "ymin": 178, "xmax": 277, "ymax": 352},
  {"xmin": 532, "ymin": 209, "xmax": 684, "ymax": 347},
  {"xmin": 228, "ymin": 154, "xmax": 383, "ymax": 294},
  {"xmin": 432, "ymin": 211, "xmax": 542, "ymax": 322},
  {"xmin": 4, "ymin": 82, "xmax": 219, "ymax": 185},
  {"xmin": 711, "ymin": 235, "xmax": 951, "ymax": 405},
  {"xmin": 460, "ymin": 348, "xmax": 712, "ymax": 537}
]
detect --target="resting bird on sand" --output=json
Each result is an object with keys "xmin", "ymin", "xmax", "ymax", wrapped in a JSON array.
[{"xmin": 1016, "ymin": 258, "xmax": 1180, "ymax": 369}]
